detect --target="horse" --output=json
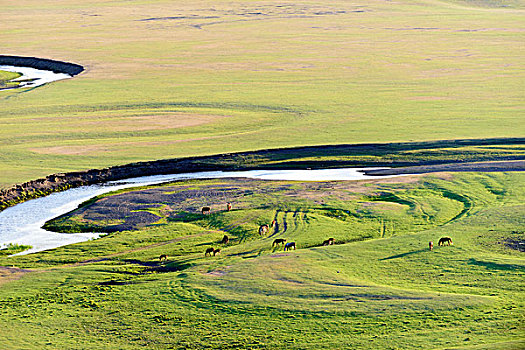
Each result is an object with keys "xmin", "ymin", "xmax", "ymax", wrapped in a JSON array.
[
  {"xmin": 226, "ymin": 202, "xmax": 232, "ymax": 211},
  {"xmin": 272, "ymin": 238, "xmax": 286, "ymax": 247},
  {"xmin": 221, "ymin": 235, "xmax": 229, "ymax": 244},
  {"xmin": 259, "ymin": 224, "xmax": 269, "ymax": 235},
  {"xmin": 205, "ymin": 247, "xmax": 215, "ymax": 256},
  {"xmin": 322, "ymin": 238, "xmax": 335, "ymax": 246},
  {"xmin": 202, "ymin": 206, "xmax": 211, "ymax": 215},
  {"xmin": 284, "ymin": 242, "xmax": 296, "ymax": 251},
  {"xmin": 429, "ymin": 241, "xmax": 433, "ymax": 251},
  {"xmin": 213, "ymin": 248, "xmax": 221, "ymax": 256},
  {"xmin": 271, "ymin": 219, "xmax": 277, "ymax": 227},
  {"xmin": 159, "ymin": 254, "xmax": 168, "ymax": 262},
  {"xmin": 438, "ymin": 237, "xmax": 453, "ymax": 246}
]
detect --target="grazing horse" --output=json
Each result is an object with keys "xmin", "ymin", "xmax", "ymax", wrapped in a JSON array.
[
  {"xmin": 438, "ymin": 237, "xmax": 453, "ymax": 246},
  {"xmin": 213, "ymin": 248, "xmax": 221, "ymax": 256},
  {"xmin": 205, "ymin": 247, "xmax": 215, "ymax": 256},
  {"xmin": 272, "ymin": 238, "xmax": 287, "ymax": 247},
  {"xmin": 159, "ymin": 254, "xmax": 168, "ymax": 262},
  {"xmin": 429, "ymin": 241, "xmax": 433, "ymax": 251},
  {"xmin": 259, "ymin": 224, "xmax": 269, "ymax": 235},
  {"xmin": 322, "ymin": 238, "xmax": 335, "ymax": 246},
  {"xmin": 221, "ymin": 235, "xmax": 229, "ymax": 244},
  {"xmin": 226, "ymin": 202, "xmax": 232, "ymax": 211},
  {"xmin": 284, "ymin": 242, "xmax": 296, "ymax": 251},
  {"xmin": 202, "ymin": 206, "xmax": 211, "ymax": 215}
]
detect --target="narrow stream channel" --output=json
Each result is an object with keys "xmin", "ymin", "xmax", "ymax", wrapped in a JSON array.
[
  {"xmin": 0, "ymin": 65, "xmax": 72, "ymax": 89},
  {"xmin": 0, "ymin": 168, "xmax": 398, "ymax": 255}
]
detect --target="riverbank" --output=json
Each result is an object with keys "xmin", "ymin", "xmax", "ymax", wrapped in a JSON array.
[
  {"xmin": 363, "ymin": 160, "xmax": 525, "ymax": 176},
  {"xmin": 0, "ymin": 55, "xmax": 83, "ymax": 76},
  {"xmin": 0, "ymin": 168, "xmax": 397, "ymax": 254},
  {"xmin": 1, "ymin": 138, "xmax": 523, "ymax": 212}
]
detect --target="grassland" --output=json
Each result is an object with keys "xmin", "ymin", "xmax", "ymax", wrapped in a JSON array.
[
  {"xmin": 1, "ymin": 0, "xmax": 524, "ymax": 348},
  {"xmin": 0, "ymin": 70, "xmax": 21, "ymax": 90},
  {"xmin": 0, "ymin": 172, "xmax": 523, "ymax": 349},
  {"xmin": 1, "ymin": 0, "xmax": 524, "ymax": 188}
]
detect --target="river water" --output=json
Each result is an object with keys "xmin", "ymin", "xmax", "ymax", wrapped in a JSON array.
[
  {"xmin": 0, "ymin": 168, "xmax": 397, "ymax": 255},
  {"xmin": 0, "ymin": 65, "xmax": 72, "ymax": 89}
]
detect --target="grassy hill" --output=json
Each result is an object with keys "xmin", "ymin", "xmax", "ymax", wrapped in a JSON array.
[{"xmin": 0, "ymin": 172, "xmax": 523, "ymax": 349}]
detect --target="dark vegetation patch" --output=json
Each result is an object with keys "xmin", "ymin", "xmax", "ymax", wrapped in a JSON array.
[
  {"xmin": 504, "ymin": 231, "xmax": 525, "ymax": 252},
  {"xmin": 0, "ymin": 55, "xmax": 84, "ymax": 75}
]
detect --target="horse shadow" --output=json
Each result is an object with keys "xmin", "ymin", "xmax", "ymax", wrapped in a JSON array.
[{"xmin": 379, "ymin": 249, "xmax": 427, "ymax": 261}]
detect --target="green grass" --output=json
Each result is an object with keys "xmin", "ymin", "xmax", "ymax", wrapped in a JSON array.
[
  {"xmin": 0, "ymin": 0, "xmax": 524, "ymax": 187},
  {"xmin": 1, "ymin": 172, "xmax": 523, "ymax": 349},
  {"xmin": 1, "ymin": 0, "xmax": 524, "ymax": 347},
  {"xmin": 0, "ymin": 70, "xmax": 21, "ymax": 90},
  {"xmin": 0, "ymin": 243, "xmax": 32, "ymax": 256}
]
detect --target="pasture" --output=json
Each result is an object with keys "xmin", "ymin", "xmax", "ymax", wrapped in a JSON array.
[
  {"xmin": 1, "ymin": 0, "xmax": 524, "ymax": 348},
  {"xmin": 0, "ymin": 172, "xmax": 523, "ymax": 349},
  {"xmin": 1, "ymin": 0, "xmax": 524, "ymax": 187}
]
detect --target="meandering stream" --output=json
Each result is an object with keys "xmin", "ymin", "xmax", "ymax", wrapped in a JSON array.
[
  {"xmin": 0, "ymin": 65, "xmax": 72, "ymax": 89},
  {"xmin": 0, "ymin": 168, "xmax": 399, "ymax": 255}
]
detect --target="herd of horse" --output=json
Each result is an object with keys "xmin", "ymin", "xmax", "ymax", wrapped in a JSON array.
[{"xmin": 156, "ymin": 204, "xmax": 454, "ymax": 262}]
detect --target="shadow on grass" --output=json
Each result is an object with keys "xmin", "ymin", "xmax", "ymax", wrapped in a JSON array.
[
  {"xmin": 468, "ymin": 258, "xmax": 525, "ymax": 271},
  {"xmin": 379, "ymin": 249, "xmax": 428, "ymax": 261}
]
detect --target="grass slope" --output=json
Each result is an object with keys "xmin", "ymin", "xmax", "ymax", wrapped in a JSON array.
[
  {"xmin": 0, "ymin": 70, "xmax": 21, "ymax": 90},
  {"xmin": 0, "ymin": 172, "xmax": 523, "ymax": 349},
  {"xmin": 1, "ymin": 0, "xmax": 524, "ymax": 187}
]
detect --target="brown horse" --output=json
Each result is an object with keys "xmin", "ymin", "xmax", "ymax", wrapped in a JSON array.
[
  {"xmin": 272, "ymin": 238, "xmax": 286, "ymax": 247},
  {"xmin": 259, "ymin": 224, "xmax": 269, "ymax": 235},
  {"xmin": 159, "ymin": 254, "xmax": 168, "ymax": 262},
  {"xmin": 284, "ymin": 242, "xmax": 296, "ymax": 251},
  {"xmin": 226, "ymin": 202, "xmax": 232, "ymax": 211},
  {"xmin": 213, "ymin": 248, "xmax": 221, "ymax": 256},
  {"xmin": 205, "ymin": 247, "xmax": 215, "ymax": 256},
  {"xmin": 322, "ymin": 238, "xmax": 335, "ymax": 246},
  {"xmin": 438, "ymin": 237, "xmax": 453, "ymax": 246},
  {"xmin": 202, "ymin": 206, "xmax": 211, "ymax": 215},
  {"xmin": 221, "ymin": 235, "xmax": 229, "ymax": 244},
  {"xmin": 429, "ymin": 241, "xmax": 434, "ymax": 251}
]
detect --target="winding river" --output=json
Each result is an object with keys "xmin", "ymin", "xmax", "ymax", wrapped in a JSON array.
[
  {"xmin": 0, "ymin": 168, "xmax": 399, "ymax": 255},
  {"xmin": 0, "ymin": 65, "xmax": 72, "ymax": 89}
]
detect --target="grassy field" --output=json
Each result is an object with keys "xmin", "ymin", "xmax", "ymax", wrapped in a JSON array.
[
  {"xmin": 0, "ymin": 70, "xmax": 21, "ymax": 90},
  {"xmin": 1, "ymin": 0, "xmax": 524, "ymax": 348},
  {"xmin": 0, "ymin": 0, "xmax": 524, "ymax": 187},
  {"xmin": 0, "ymin": 172, "xmax": 523, "ymax": 349}
]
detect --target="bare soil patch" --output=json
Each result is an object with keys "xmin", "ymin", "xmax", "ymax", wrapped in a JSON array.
[
  {"xmin": 46, "ymin": 178, "xmax": 390, "ymax": 232},
  {"xmin": 0, "ymin": 266, "xmax": 31, "ymax": 285}
]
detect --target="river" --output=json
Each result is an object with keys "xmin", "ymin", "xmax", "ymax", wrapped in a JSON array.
[
  {"xmin": 0, "ymin": 65, "xmax": 72, "ymax": 89},
  {"xmin": 0, "ymin": 168, "xmax": 398, "ymax": 255}
]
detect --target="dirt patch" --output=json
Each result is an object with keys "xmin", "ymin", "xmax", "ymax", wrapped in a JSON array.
[
  {"xmin": 406, "ymin": 96, "xmax": 453, "ymax": 101},
  {"xmin": 30, "ymin": 113, "xmax": 230, "ymax": 155},
  {"xmin": 30, "ymin": 145, "xmax": 110, "ymax": 156},
  {"xmin": 78, "ymin": 113, "xmax": 230, "ymax": 132},
  {"xmin": 206, "ymin": 266, "xmax": 231, "ymax": 276},
  {"xmin": 270, "ymin": 253, "xmax": 291, "ymax": 258},
  {"xmin": 0, "ymin": 266, "xmax": 31, "ymax": 285},
  {"xmin": 505, "ymin": 237, "xmax": 525, "ymax": 252}
]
